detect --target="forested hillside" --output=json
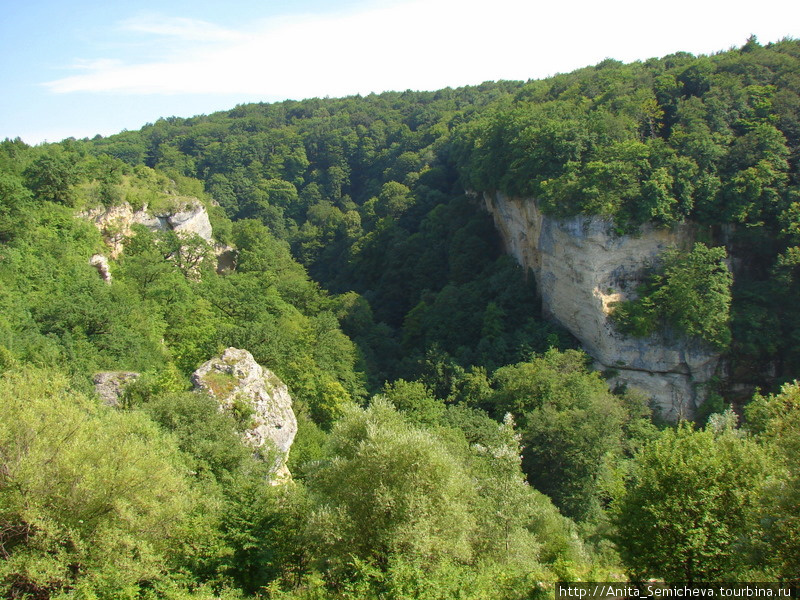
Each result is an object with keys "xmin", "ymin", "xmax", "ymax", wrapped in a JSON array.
[{"xmin": 1, "ymin": 37, "xmax": 799, "ymax": 598}]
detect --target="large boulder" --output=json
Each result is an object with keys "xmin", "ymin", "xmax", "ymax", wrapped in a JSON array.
[{"xmin": 192, "ymin": 348, "xmax": 297, "ymax": 482}]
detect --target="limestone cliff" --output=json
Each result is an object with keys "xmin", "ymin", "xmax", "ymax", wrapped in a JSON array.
[
  {"xmin": 79, "ymin": 199, "xmax": 213, "ymax": 258},
  {"xmin": 483, "ymin": 191, "xmax": 720, "ymax": 419},
  {"xmin": 192, "ymin": 348, "xmax": 297, "ymax": 483},
  {"xmin": 93, "ymin": 371, "xmax": 140, "ymax": 407},
  {"xmin": 79, "ymin": 198, "xmax": 236, "ymax": 275}
]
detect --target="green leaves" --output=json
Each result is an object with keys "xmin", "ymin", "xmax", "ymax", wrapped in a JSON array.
[
  {"xmin": 0, "ymin": 368, "xmax": 196, "ymax": 596},
  {"xmin": 23, "ymin": 145, "xmax": 84, "ymax": 206},
  {"xmin": 744, "ymin": 383, "xmax": 800, "ymax": 580},
  {"xmin": 492, "ymin": 349, "xmax": 630, "ymax": 521},
  {"xmin": 308, "ymin": 400, "xmax": 476, "ymax": 580},
  {"xmin": 612, "ymin": 243, "xmax": 732, "ymax": 349},
  {"xmin": 613, "ymin": 423, "xmax": 770, "ymax": 582}
]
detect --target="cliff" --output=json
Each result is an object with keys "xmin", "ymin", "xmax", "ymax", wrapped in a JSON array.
[
  {"xmin": 79, "ymin": 199, "xmax": 235, "ymax": 273},
  {"xmin": 79, "ymin": 198, "xmax": 214, "ymax": 257},
  {"xmin": 483, "ymin": 191, "xmax": 720, "ymax": 419}
]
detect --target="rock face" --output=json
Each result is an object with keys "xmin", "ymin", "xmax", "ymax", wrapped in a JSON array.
[
  {"xmin": 79, "ymin": 199, "xmax": 237, "ymax": 275},
  {"xmin": 93, "ymin": 371, "xmax": 140, "ymax": 407},
  {"xmin": 166, "ymin": 204, "xmax": 214, "ymax": 241},
  {"xmin": 79, "ymin": 199, "xmax": 214, "ymax": 258},
  {"xmin": 483, "ymin": 191, "xmax": 720, "ymax": 419},
  {"xmin": 192, "ymin": 348, "xmax": 297, "ymax": 482},
  {"xmin": 89, "ymin": 254, "xmax": 112, "ymax": 284}
]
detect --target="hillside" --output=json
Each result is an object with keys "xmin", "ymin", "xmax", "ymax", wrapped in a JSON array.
[
  {"xmin": 0, "ymin": 37, "xmax": 799, "ymax": 598},
  {"xmin": 84, "ymin": 37, "xmax": 800, "ymax": 398}
]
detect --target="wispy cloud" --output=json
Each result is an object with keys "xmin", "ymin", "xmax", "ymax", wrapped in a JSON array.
[
  {"xmin": 42, "ymin": 0, "xmax": 799, "ymax": 99},
  {"xmin": 120, "ymin": 15, "xmax": 247, "ymax": 43},
  {"xmin": 42, "ymin": 0, "xmax": 564, "ymax": 97},
  {"xmin": 70, "ymin": 58, "xmax": 125, "ymax": 71}
]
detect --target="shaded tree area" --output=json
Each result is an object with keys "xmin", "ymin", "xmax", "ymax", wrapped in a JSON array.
[
  {"xmin": 87, "ymin": 80, "xmax": 573, "ymax": 391},
  {"xmin": 0, "ymin": 140, "xmax": 366, "ymax": 421},
  {"xmin": 80, "ymin": 39, "xmax": 800, "ymax": 392}
]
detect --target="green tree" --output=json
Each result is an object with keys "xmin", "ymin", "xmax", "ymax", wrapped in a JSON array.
[
  {"xmin": 745, "ymin": 382, "xmax": 800, "ymax": 580},
  {"xmin": 613, "ymin": 422, "xmax": 769, "ymax": 583},
  {"xmin": 0, "ymin": 172, "xmax": 32, "ymax": 242},
  {"xmin": 23, "ymin": 146, "xmax": 83, "ymax": 206},
  {"xmin": 380, "ymin": 378, "xmax": 445, "ymax": 426},
  {"xmin": 0, "ymin": 367, "xmax": 198, "ymax": 597},
  {"xmin": 612, "ymin": 243, "xmax": 732, "ymax": 349},
  {"xmin": 306, "ymin": 400, "xmax": 476, "ymax": 583},
  {"xmin": 492, "ymin": 349, "xmax": 628, "ymax": 521}
]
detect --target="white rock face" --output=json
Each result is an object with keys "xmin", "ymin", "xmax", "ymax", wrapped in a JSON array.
[
  {"xmin": 93, "ymin": 371, "xmax": 140, "ymax": 407},
  {"xmin": 192, "ymin": 348, "xmax": 297, "ymax": 482},
  {"xmin": 165, "ymin": 205, "xmax": 213, "ymax": 242},
  {"xmin": 483, "ymin": 191, "xmax": 720, "ymax": 420},
  {"xmin": 79, "ymin": 199, "xmax": 213, "ymax": 258},
  {"xmin": 89, "ymin": 254, "xmax": 112, "ymax": 284}
]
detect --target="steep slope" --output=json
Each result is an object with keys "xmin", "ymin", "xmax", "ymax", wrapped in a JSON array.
[{"xmin": 484, "ymin": 191, "xmax": 717, "ymax": 418}]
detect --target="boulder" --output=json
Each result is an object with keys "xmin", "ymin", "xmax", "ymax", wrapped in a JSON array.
[
  {"xmin": 89, "ymin": 254, "xmax": 112, "ymax": 283},
  {"xmin": 93, "ymin": 371, "xmax": 140, "ymax": 407},
  {"xmin": 192, "ymin": 348, "xmax": 297, "ymax": 482}
]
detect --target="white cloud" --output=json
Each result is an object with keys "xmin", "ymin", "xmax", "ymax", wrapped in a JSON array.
[
  {"xmin": 120, "ymin": 15, "xmax": 246, "ymax": 43},
  {"xmin": 70, "ymin": 58, "xmax": 125, "ymax": 71},
  {"xmin": 42, "ymin": 0, "xmax": 800, "ymax": 98}
]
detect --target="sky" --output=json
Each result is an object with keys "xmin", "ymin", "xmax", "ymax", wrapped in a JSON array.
[{"xmin": 2, "ymin": 0, "xmax": 799, "ymax": 145}]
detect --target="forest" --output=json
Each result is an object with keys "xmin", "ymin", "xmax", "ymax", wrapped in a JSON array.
[{"xmin": 0, "ymin": 36, "xmax": 799, "ymax": 598}]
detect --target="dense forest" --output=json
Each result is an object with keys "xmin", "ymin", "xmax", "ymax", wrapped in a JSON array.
[{"xmin": 1, "ymin": 37, "xmax": 799, "ymax": 598}]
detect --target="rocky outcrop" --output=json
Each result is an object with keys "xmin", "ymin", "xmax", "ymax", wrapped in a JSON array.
[
  {"xmin": 89, "ymin": 254, "xmax": 112, "ymax": 284},
  {"xmin": 79, "ymin": 199, "xmax": 214, "ymax": 258},
  {"xmin": 79, "ymin": 199, "xmax": 237, "ymax": 275},
  {"xmin": 483, "ymin": 191, "xmax": 720, "ymax": 420},
  {"xmin": 192, "ymin": 348, "xmax": 297, "ymax": 482},
  {"xmin": 93, "ymin": 371, "xmax": 140, "ymax": 407},
  {"xmin": 165, "ymin": 204, "xmax": 214, "ymax": 241}
]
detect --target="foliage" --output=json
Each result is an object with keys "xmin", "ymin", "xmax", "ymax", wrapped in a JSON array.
[
  {"xmin": 2, "ymin": 38, "xmax": 800, "ymax": 597},
  {"xmin": 298, "ymin": 399, "xmax": 583, "ymax": 598},
  {"xmin": 611, "ymin": 242, "xmax": 733, "ymax": 349},
  {"xmin": 23, "ymin": 144, "xmax": 83, "ymax": 206},
  {"xmin": 306, "ymin": 400, "xmax": 477, "ymax": 582},
  {"xmin": 0, "ymin": 368, "xmax": 196, "ymax": 596},
  {"xmin": 744, "ymin": 382, "xmax": 800, "ymax": 580},
  {"xmin": 612, "ymin": 422, "xmax": 770, "ymax": 583},
  {"xmin": 491, "ymin": 350, "xmax": 640, "ymax": 521}
]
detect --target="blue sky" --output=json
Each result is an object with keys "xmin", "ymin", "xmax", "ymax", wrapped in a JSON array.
[{"xmin": 2, "ymin": 0, "xmax": 798, "ymax": 145}]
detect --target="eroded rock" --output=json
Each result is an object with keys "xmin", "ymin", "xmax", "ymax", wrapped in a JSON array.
[
  {"xmin": 79, "ymin": 199, "xmax": 213, "ymax": 258},
  {"xmin": 89, "ymin": 254, "xmax": 112, "ymax": 284},
  {"xmin": 165, "ymin": 204, "xmax": 213, "ymax": 241},
  {"xmin": 483, "ymin": 191, "xmax": 720, "ymax": 419},
  {"xmin": 192, "ymin": 348, "xmax": 297, "ymax": 482},
  {"xmin": 93, "ymin": 371, "xmax": 140, "ymax": 407}
]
